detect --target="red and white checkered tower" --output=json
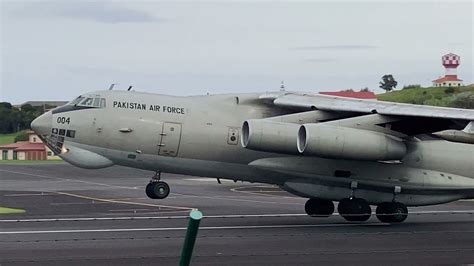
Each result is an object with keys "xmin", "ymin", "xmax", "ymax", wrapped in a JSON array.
[{"xmin": 442, "ymin": 53, "xmax": 460, "ymax": 77}]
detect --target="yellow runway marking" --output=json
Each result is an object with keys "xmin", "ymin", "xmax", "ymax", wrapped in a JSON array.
[
  {"xmin": 55, "ymin": 192, "xmax": 193, "ymax": 211},
  {"xmin": 0, "ymin": 207, "xmax": 26, "ymax": 215}
]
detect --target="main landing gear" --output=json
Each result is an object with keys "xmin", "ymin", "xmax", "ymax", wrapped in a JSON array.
[
  {"xmin": 145, "ymin": 171, "xmax": 170, "ymax": 199},
  {"xmin": 304, "ymin": 182, "xmax": 408, "ymax": 223}
]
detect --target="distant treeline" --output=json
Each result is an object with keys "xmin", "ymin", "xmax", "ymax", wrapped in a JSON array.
[{"xmin": 0, "ymin": 102, "xmax": 46, "ymax": 134}]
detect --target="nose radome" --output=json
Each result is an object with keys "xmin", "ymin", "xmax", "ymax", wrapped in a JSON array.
[{"xmin": 31, "ymin": 111, "xmax": 52, "ymax": 136}]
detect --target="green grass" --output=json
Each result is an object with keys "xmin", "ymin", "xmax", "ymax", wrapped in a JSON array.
[
  {"xmin": 0, "ymin": 132, "xmax": 19, "ymax": 145},
  {"xmin": 377, "ymin": 86, "xmax": 474, "ymax": 107},
  {"xmin": 0, "ymin": 207, "xmax": 26, "ymax": 215},
  {"xmin": 0, "ymin": 159, "xmax": 64, "ymax": 164}
]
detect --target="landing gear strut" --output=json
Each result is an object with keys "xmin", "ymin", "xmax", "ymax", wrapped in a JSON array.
[
  {"xmin": 376, "ymin": 202, "xmax": 408, "ymax": 223},
  {"xmin": 305, "ymin": 198, "xmax": 334, "ymax": 217},
  {"xmin": 145, "ymin": 171, "xmax": 170, "ymax": 199}
]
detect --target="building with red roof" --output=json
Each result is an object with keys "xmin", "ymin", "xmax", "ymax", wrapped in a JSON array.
[
  {"xmin": 320, "ymin": 91, "xmax": 377, "ymax": 100},
  {"xmin": 0, "ymin": 131, "xmax": 59, "ymax": 161}
]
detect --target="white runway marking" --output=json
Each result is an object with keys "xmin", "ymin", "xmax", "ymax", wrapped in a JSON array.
[
  {"xmin": 0, "ymin": 223, "xmax": 385, "ymax": 235},
  {"xmin": 1, "ymin": 210, "xmax": 473, "ymax": 223},
  {"xmin": 172, "ymin": 193, "xmax": 302, "ymax": 205},
  {"xmin": 184, "ymin": 178, "xmax": 232, "ymax": 182},
  {"xmin": 4, "ymin": 193, "xmax": 55, "ymax": 197}
]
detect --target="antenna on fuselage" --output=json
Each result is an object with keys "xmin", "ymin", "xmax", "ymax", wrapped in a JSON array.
[
  {"xmin": 127, "ymin": 86, "xmax": 133, "ymax": 91},
  {"xmin": 108, "ymin": 83, "xmax": 116, "ymax": 90}
]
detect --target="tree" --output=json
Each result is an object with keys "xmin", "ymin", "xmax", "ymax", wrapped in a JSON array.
[
  {"xmin": 0, "ymin": 102, "xmax": 44, "ymax": 133},
  {"xmin": 379, "ymin": 74, "xmax": 398, "ymax": 92}
]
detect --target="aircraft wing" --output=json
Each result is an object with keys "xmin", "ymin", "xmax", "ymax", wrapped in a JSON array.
[
  {"xmin": 260, "ymin": 91, "xmax": 474, "ymax": 136},
  {"xmin": 263, "ymin": 91, "xmax": 474, "ymax": 121}
]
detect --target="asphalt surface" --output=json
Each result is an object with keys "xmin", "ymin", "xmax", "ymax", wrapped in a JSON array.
[{"xmin": 0, "ymin": 163, "xmax": 473, "ymax": 265}]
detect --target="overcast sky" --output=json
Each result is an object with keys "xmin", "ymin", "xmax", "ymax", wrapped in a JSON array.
[{"xmin": 1, "ymin": 0, "xmax": 472, "ymax": 104}]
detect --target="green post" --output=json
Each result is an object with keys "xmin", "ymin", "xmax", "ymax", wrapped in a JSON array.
[{"xmin": 179, "ymin": 209, "xmax": 203, "ymax": 266}]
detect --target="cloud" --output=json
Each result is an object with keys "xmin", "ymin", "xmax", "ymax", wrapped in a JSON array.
[
  {"xmin": 15, "ymin": 2, "xmax": 161, "ymax": 24},
  {"xmin": 291, "ymin": 45, "xmax": 378, "ymax": 51},
  {"xmin": 304, "ymin": 58, "xmax": 337, "ymax": 63}
]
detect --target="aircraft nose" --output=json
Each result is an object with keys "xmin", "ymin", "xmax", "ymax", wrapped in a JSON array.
[{"xmin": 31, "ymin": 111, "xmax": 52, "ymax": 136}]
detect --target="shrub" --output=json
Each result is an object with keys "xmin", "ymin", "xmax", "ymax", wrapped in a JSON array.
[
  {"xmin": 451, "ymin": 92, "xmax": 474, "ymax": 109},
  {"xmin": 402, "ymin": 84, "xmax": 421, "ymax": 90},
  {"xmin": 444, "ymin": 87, "xmax": 455, "ymax": 94},
  {"xmin": 14, "ymin": 131, "xmax": 28, "ymax": 142}
]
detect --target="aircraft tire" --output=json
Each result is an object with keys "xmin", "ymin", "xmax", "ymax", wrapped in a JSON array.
[
  {"xmin": 338, "ymin": 198, "xmax": 371, "ymax": 222},
  {"xmin": 145, "ymin": 181, "xmax": 170, "ymax": 199},
  {"xmin": 376, "ymin": 202, "xmax": 408, "ymax": 223},
  {"xmin": 304, "ymin": 198, "xmax": 334, "ymax": 217}
]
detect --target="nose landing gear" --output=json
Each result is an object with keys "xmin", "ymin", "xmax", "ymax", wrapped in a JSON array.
[{"xmin": 145, "ymin": 171, "xmax": 170, "ymax": 199}]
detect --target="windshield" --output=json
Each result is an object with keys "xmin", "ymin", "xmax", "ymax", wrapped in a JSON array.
[
  {"xmin": 67, "ymin": 95, "xmax": 106, "ymax": 108},
  {"xmin": 67, "ymin": 96, "xmax": 84, "ymax": 106}
]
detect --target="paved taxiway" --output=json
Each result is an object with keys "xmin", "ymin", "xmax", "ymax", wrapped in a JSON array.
[{"xmin": 1, "ymin": 164, "xmax": 474, "ymax": 265}]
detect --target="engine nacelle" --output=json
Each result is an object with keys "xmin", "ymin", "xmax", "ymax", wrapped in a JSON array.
[
  {"xmin": 297, "ymin": 124, "xmax": 407, "ymax": 161},
  {"xmin": 241, "ymin": 120, "xmax": 300, "ymax": 154}
]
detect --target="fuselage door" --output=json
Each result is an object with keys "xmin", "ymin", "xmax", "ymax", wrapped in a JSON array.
[{"xmin": 159, "ymin": 122, "xmax": 182, "ymax": 157}]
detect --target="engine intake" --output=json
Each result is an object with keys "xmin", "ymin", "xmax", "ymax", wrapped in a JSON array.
[{"xmin": 297, "ymin": 124, "xmax": 406, "ymax": 161}]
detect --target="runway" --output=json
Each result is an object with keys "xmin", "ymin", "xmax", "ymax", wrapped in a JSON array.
[{"xmin": 1, "ymin": 164, "xmax": 473, "ymax": 265}]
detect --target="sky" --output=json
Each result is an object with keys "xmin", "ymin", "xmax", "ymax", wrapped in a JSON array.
[{"xmin": 1, "ymin": 0, "xmax": 473, "ymax": 104}]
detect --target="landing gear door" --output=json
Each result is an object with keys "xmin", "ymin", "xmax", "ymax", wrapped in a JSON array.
[{"xmin": 158, "ymin": 122, "xmax": 182, "ymax": 157}]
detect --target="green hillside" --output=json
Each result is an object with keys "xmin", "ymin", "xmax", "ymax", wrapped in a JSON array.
[
  {"xmin": 0, "ymin": 132, "xmax": 18, "ymax": 145},
  {"xmin": 377, "ymin": 86, "xmax": 474, "ymax": 108}
]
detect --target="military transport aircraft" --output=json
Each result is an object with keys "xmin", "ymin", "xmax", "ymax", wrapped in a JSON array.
[{"xmin": 31, "ymin": 87, "xmax": 474, "ymax": 223}]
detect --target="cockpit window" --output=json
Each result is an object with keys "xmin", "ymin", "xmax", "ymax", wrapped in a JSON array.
[
  {"xmin": 53, "ymin": 96, "xmax": 107, "ymax": 114},
  {"xmin": 80, "ymin": 97, "xmax": 94, "ymax": 106},
  {"xmin": 93, "ymin": 98, "xmax": 101, "ymax": 107},
  {"xmin": 66, "ymin": 95, "xmax": 106, "ymax": 108}
]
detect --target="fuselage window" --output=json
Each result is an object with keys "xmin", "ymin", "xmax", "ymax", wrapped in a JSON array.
[{"xmin": 100, "ymin": 98, "xmax": 106, "ymax": 108}]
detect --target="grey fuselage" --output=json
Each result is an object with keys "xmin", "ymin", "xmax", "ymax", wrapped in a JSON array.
[{"xmin": 35, "ymin": 90, "xmax": 474, "ymax": 207}]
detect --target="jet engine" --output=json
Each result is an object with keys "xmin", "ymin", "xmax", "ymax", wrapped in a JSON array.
[
  {"xmin": 241, "ymin": 120, "xmax": 300, "ymax": 154},
  {"xmin": 297, "ymin": 124, "xmax": 407, "ymax": 161}
]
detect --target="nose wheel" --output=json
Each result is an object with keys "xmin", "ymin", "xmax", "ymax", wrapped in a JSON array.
[{"xmin": 145, "ymin": 171, "xmax": 170, "ymax": 199}]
